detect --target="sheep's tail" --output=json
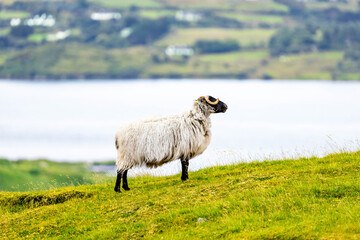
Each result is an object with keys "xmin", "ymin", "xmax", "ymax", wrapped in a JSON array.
[{"xmin": 115, "ymin": 137, "xmax": 119, "ymax": 150}]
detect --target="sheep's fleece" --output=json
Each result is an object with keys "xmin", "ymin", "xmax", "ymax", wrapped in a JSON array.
[{"xmin": 114, "ymin": 95, "xmax": 227, "ymax": 192}]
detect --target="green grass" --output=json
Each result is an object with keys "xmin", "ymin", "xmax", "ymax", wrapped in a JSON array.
[
  {"xmin": 282, "ymin": 51, "xmax": 344, "ymax": 61},
  {"xmin": 298, "ymin": 72, "xmax": 332, "ymax": 80},
  {"xmin": 49, "ymin": 44, "xmax": 109, "ymax": 74},
  {"xmin": 339, "ymin": 73, "xmax": 360, "ymax": 80},
  {"xmin": 0, "ymin": 43, "xmax": 152, "ymax": 78},
  {"xmin": 88, "ymin": 0, "xmax": 163, "ymax": 8},
  {"xmin": 1, "ymin": 151, "xmax": 359, "ymax": 239},
  {"xmin": 0, "ymin": 52, "xmax": 8, "ymax": 66},
  {"xmin": 0, "ymin": 0, "xmax": 67, "ymax": 5},
  {"xmin": 144, "ymin": 50, "xmax": 267, "ymax": 78},
  {"xmin": 0, "ymin": 43, "xmax": 344, "ymax": 80},
  {"xmin": 0, "ymin": 11, "xmax": 30, "ymax": 19},
  {"xmin": 0, "ymin": 0, "xmax": 16, "ymax": 5},
  {"xmin": 0, "ymin": 44, "xmax": 65, "ymax": 77},
  {"xmin": 305, "ymin": 0, "xmax": 358, "ymax": 12},
  {"xmin": 160, "ymin": 0, "xmax": 288, "ymax": 12},
  {"xmin": 27, "ymin": 33, "xmax": 48, "ymax": 43},
  {"xmin": 139, "ymin": 10, "xmax": 175, "ymax": 19},
  {"xmin": 198, "ymin": 51, "xmax": 268, "ymax": 62},
  {"xmin": 145, "ymin": 50, "xmax": 344, "ymax": 79},
  {"xmin": 0, "ymin": 159, "xmax": 110, "ymax": 192},
  {"xmin": 0, "ymin": 28, "xmax": 10, "ymax": 36},
  {"xmin": 156, "ymin": 28, "xmax": 276, "ymax": 47},
  {"xmin": 218, "ymin": 12, "xmax": 284, "ymax": 24},
  {"xmin": 50, "ymin": 44, "xmax": 151, "ymax": 76},
  {"xmin": 258, "ymin": 51, "xmax": 344, "ymax": 80},
  {"xmin": 68, "ymin": 28, "xmax": 81, "ymax": 36}
]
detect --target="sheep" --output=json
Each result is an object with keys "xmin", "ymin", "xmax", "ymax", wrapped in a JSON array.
[{"xmin": 114, "ymin": 95, "xmax": 228, "ymax": 193}]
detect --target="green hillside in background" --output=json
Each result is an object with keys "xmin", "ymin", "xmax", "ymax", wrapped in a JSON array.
[
  {"xmin": 1, "ymin": 151, "xmax": 360, "ymax": 239},
  {"xmin": 0, "ymin": 159, "xmax": 111, "ymax": 192},
  {"xmin": 0, "ymin": 0, "xmax": 360, "ymax": 80}
]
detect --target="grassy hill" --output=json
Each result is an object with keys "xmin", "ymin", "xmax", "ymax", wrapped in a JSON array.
[{"xmin": 1, "ymin": 151, "xmax": 359, "ymax": 239}]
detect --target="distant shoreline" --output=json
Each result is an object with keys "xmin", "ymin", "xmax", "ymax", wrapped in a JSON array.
[{"xmin": 0, "ymin": 77, "xmax": 352, "ymax": 82}]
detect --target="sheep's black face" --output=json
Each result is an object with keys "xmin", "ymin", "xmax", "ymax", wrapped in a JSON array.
[{"xmin": 206, "ymin": 96, "xmax": 228, "ymax": 113}]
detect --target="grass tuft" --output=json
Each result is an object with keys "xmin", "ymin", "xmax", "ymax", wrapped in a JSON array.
[{"xmin": 0, "ymin": 189, "xmax": 93, "ymax": 210}]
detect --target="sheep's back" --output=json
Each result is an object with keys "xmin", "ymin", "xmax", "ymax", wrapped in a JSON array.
[{"xmin": 116, "ymin": 117, "xmax": 186, "ymax": 166}]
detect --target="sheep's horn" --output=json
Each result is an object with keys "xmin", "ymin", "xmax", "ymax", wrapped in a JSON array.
[{"xmin": 205, "ymin": 96, "xmax": 219, "ymax": 105}]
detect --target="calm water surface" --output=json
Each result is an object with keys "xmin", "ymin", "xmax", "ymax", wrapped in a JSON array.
[{"xmin": 1, "ymin": 79, "xmax": 359, "ymax": 176}]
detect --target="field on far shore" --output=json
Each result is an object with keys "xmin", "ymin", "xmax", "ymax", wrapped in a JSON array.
[
  {"xmin": 1, "ymin": 0, "xmax": 359, "ymax": 80},
  {"xmin": 0, "ymin": 159, "xmax": 111, "ymax": 192}
]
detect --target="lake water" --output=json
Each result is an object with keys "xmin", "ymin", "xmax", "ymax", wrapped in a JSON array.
[{"xmin": 1, "ymin": 79, "xmax": 360, "ymax": 176}]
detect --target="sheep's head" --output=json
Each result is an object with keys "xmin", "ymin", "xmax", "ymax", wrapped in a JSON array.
[{"xmin": 196, "ymin": 95, "xmax": 228, "ymax": 114}]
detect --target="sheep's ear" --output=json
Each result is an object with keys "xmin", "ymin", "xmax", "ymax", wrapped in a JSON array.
[{"xmin": 196, "ymin": 96, "xmax": 206, "ymax": 103}]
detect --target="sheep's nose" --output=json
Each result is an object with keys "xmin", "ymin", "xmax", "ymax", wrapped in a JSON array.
[{"xmin": 223, "ymin": 103, "xmax": 228, "ymax": 112}]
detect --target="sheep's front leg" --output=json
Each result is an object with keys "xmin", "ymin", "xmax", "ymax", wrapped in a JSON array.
[
  {"xmin": 114, "ymin": 170, "xmax": 123, "ymax": 193},
  {"xmin": 122, "ymin": 170, "xmax": 130, "ymax": 191},
  {"xmin": 181, "ymin": 158, "xmax": 189, "ymax": 181}
]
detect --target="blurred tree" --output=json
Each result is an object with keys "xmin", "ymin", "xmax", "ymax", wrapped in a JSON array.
[
  {"xmin": 127, "ymin": 17, "xmax": 171, "ymax": 45},
  {"xmin": 319, "ymin": 23, "xmax": 360, "ymax": 50},
  {"xmin": 0, "ymin": 36, "xmax": 10, "ymax": 48},
  {"xmin": 194, "ymin": 39, "xmax": 240, "ymax": 54},
  {"xmin": 344, "ymin": 48, "xmax": 360, "ymax": 61},
  {"xmin": 274, "ymin": 0, "xmax": 306, "ymax": 15},
  {"xmin": 269, "ymin": 28, "xmax": 316, "ymax": 56},
  {"xmin": 77, "ymin": 0, "xmax": 89, "ymax": 9},
  {"xmin": 123, "ymin": 16, "xmax": 140, "ymax": 27},
  {"xmin": 10, "ymin": 26, "xmax": 34, "ymax": 38}
]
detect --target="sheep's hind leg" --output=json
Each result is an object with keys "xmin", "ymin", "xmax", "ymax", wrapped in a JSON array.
[
  {"xmin": 114, "ymin": 170, "xmax": 123, "ymax": 193},
  {"xmin": 122, "ymin": 170, "xmax": 130, "ymax": 191},
  {"xmin": 181, "ymin": 158, "xmax": 189, "ymax": 181}
]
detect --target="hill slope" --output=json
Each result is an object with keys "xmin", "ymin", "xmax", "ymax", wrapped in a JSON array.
[{"xmin": 1, "ymin": 152, "xmax": 360, "ymax": 239}]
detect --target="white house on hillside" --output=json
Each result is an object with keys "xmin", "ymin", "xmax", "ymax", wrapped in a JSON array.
[
  {"xmin": 24, "ymin": 14, "xmax": 55, "ymax": 27},
  {"xmin": 91, "ymin": 12, "xmax": 121, "ymax": 21},
  {"xmin": 120, "ymin": 27, "xmax": 132, "ymax": 38},
  {"xmin": 47, "ymin": 30, "xmax": 71, "ymax": 42},
  {"xmin": 165, "ymin": 45, "xmax": 194, "ymax": 56},
  {"xmin": 10, "ymin": 18, "xmax": 21, "ymax": 26},
  {"xmin": 175, "ymin": 11, "xmax": 202, "ymax": 22}
]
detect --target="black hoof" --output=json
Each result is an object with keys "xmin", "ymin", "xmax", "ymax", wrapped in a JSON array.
[
  {"xmin": 122, "ymin": 187, "xmax": 130, "ymax": 191},
  {"xmin": 114, "ymin": 188, "xmax": 121, "ymax": 193},
  {"xmin": 181, "ymin": 177, "xmax": 188, "ymax": 181}
]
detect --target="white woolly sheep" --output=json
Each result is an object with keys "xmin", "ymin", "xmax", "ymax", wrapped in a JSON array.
[{"xmin": 114, "ymin": 95, "xmax": 228, "ymax": 192}]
